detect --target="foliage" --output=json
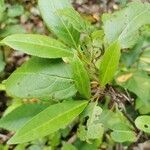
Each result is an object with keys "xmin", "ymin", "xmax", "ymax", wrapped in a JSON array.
[{"xmin": 0, "ymin": 0, "xmax": 150, "ymax": 149}]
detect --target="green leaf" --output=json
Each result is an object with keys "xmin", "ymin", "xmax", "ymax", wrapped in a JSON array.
[
  {"xmin": 116, "ymin": 71, "xmax": 150, "ymax": 104},
  {"xmin": 99, "ymin": 41, "xmax": 121, "ymax": 87},
  {"xmin": 8, "ymin": 100, "xmax": 88, "ymax": 144},
  {"xmin": 0, "ymin": 104, "xmax": 48, "ymax": 131},
  {"xmin": 3, "ymin": 99, "xmax": 22, "ymax": 116},
  {"xmin": 87, "ymin": 124, "xmax": 104, "ymax": 140},
  {"xmin": 38, "ymin": 0, "xmax": 80, "ymax": 48},
  {"xmin": 0, "ymin": 0, "xmax": 5, "ymax": 11},
  {"xmin": 71, "ymin": 55, "xmax": 91, "ymax": 99},
  {"xmin": 135, "ymin": 116, "xmax": 150, "ymax": 133},
  {"xmin": 1, "ymin": 34, "xmax": 73, "ymax": 58},
  {"xmin": 110, "ymin": 122, "xmax": 136, "ymax": 142},
  {"xmin": 99, "ymin": 110, "xmax": 133, "ymax": 130},
  {"xmin": 6, "ymin": 57, "xmax": 77, "ymax": 101},
  {"xmin": 0, "ymin": 144, "xmax": 9, "ymax": 150},
  {"xmin": 136, "ymin": 98, "xmax": 150, "ymax": 114},
  {"xmin": 87, "ymin": 102, "xmax": 102, "ymax": 126},
  {"xmin": 78, "ymin": 102, "xmax": 104, "ymax": 141},
  {"xmin": 77, "ymin": 125, "xmax": 87, "ymax": 141},
  {"xmin": 86, "ymin": 102, "xmax": 103, "ymax": 140},
  {"xmin": 0, "ymin": 83, "xmax": 5, "ymax": 91},
  {"xmin": 0, "ymin": 0, "xmax": 5, "ymax": 22},
  {"xmin": 111, "ymin": 130, "xmax": 137, "ymax": 143},
  {"xmin": 62, "ymin": 143, "xmax": 77, "ymax": 150},
  {"xmin": 121, "ymin": 38, "xmax": 144, "ymax": 67},
  {"xmin": 57, "ymin": 8, "xmax": 90, "ymax": 32},
  {"xmin": 138, "ymin": 48, "xmax": 150, "ymax": 72},
  {"xmin": 103, "ymin": 2, "xmax": 150, "ymax": 48},
  {"xmin": 14, "ymin": 144, "xmax": 26, "ymax": 150}
]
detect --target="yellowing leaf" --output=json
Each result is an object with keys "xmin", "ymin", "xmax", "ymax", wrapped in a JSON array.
[{"xmin": 116, "ymin": 73, "xmax": 133, "ymax": 83}]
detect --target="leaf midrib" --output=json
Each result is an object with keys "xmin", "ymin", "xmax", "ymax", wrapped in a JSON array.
[
  {"xmin": 50, "ymin": 1, "xmax": 78, "ymax": 49},
  {"xmin": 12, "ymin": 102, "xmax": 87, "ymax": 141},
  {"xmin": 14, "ymin": 72, "xmax": 74, "ymax": 81},
  {"xmin": 3, "ymin": 40, "xmax": 72, "ymax": 54},
  {"xmin": 118, "ymin": 8, "xmax": 149, "ymax": 40}
]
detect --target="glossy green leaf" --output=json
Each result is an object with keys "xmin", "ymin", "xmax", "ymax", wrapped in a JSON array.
[
  {"xmin": 8, "ymin": 100, "xmax": 88, "ymax": 144},
  {"xmin": 57, "ymin": 8, "xmax": 90, "ymax": 32},
  {"xmin": 111, "ymin": 130, "xmax": 137, "ymax": 143},
  {"xmin": 6, "ymin": 57, "xmax": 77, "ymax": 101},
  {"xmin": 3, "ymin": 99, "xmax": 22, "ymax": 116},
  {"xmin": 71, "ymin": 55, "xmax": 91, "ymax": 99},
  {"xmin": 0, "ymin": 104, "xmax": 48, "ymax": 131},
  {"xmin": 76, "ymin": 142, "xmax": 97, "ymax": 150},
  {"xmin": 99, "ymin": 41, "xmax": 121, "ymax": 87},
  {"xmin": 38, "ymin": 0, "xmax": 80, "ymax": 48},
  {"xmin": 1, "ymin": 34, "xmax": 73, "ymax": 58},
  {"xmin": 135, "ymin": 116, "xmax": 150, "ymax": 133},
  {"xmin": 103, "ymin": 2, "xmax": 150, "ymax": 48}
]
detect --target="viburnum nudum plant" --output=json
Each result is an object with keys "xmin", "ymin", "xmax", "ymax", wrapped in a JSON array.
[{"xmin": 0, "ymin": 0, "xmax": 150, "ymax": 148}]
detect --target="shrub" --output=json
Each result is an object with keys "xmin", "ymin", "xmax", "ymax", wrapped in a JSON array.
[{"xmin": 0, "ymin": 0, "xmax": 150, "ymax": 149}]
